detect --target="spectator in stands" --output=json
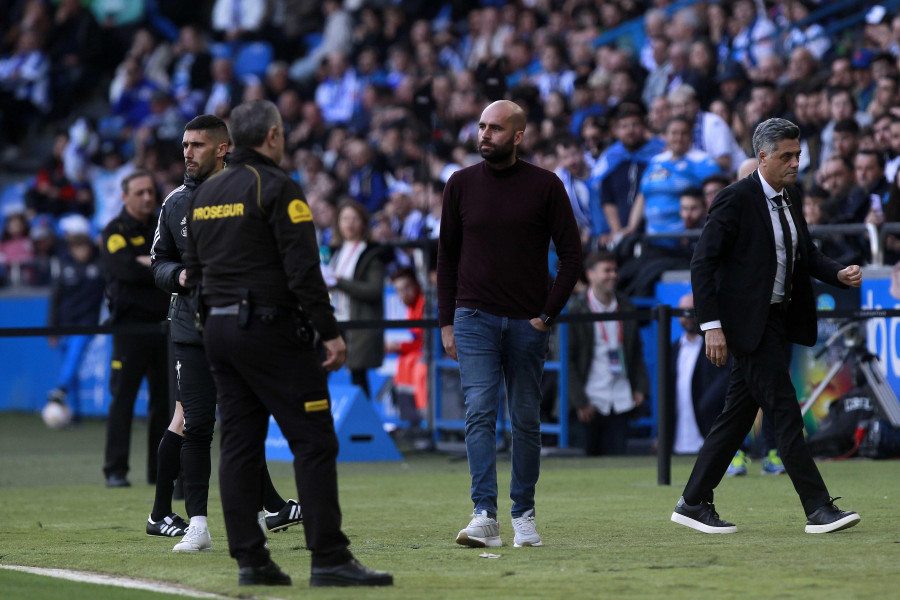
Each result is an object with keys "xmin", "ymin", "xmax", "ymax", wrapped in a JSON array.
[
  {"xmin": 384, "ymin": 181, "xmax": 423, "ymax": 241},
  {"xmin": 819, "ymin": 155, "xmax": 858, "ymax": 223},
  {"xmin": 321, "ymin": 200, "xmax": 387, "ymax": 400},
  {"xmin": 832, "ymin": 119, "xmax": 861, "ymax": 163},
  {"xmin": 25, "ymin": 132, "xmax": 93, "ymax": 218},
  {"xmin": 45, "ymin": 214, "xmax": 105, "ymax": 420},
  {"xmin": 887, "ymin": 117, "xmax": 900, "ymax": 184},
  {"xmin": 211, "ymin": 0, "xmax": 266, "ymax": 43},
  {"xmin": 345, "ymin": 138, "xmax": 388, "ymax": 214},
  {"xmin": 567, "ymin": 251, "xmax": 650, "ymax": 456},
  {"xmin": 783, "ymin": 0, "xmax": 831, "ymax": 60},
  {"xmin": 804, "ymin": 185, "xmax": 859, "ymax": 266},
  {"xmin": 668, "ymin": 84, "xmax": 746, "ymax": 174},
  {"xmin": 314, "ymin": 52, "xmax": 360, "ymax": 126},
  {"xmin": 591, "ymin": 102, "xmax": 665, "ymax": 247},
  {"xmin": 110, "ymin": 56, "xmax": 161, "ymax": 130},
  {"xmin": 702, "ymin": 174, "xmax": 732, "ymax": 211},
  {"xmin": 531, "ymin": 42, "xmax": 576, "ymax": 101},
  {"xmin": 554, "ymin": 134, "xmax": 593, "ymax": 242},
  {"xmin": 869, "ymin": 76, "xmax": 899, "ymax": 121},
  {"xmin": 819, "ymin": 87, "xmax": 869, "ymax": 166},
  {"xmin": 0, "ymin": 211, "xmax": 34, "ymax": 267},
  {"xmin": 0, "ymin": 27, "xmax": 51, "ymax": 152},
  {"xmin": 386, "ymin": 267, "xmax": 427, "ymax": 432},
  {"xmin": 873, "ymin": 113, "xmax": 895, "ymax": 175},
  {"xmin": 729, "ymin": 0, "xmax": 776, "ymax": 69},
  {"xmin": 289, "ymin": 0, "xmax": 353, "ymax": 82},
  {"xmin": 47, "ymin": 0, "xmax": 102, "ymax": 115},
  {"xmin": 167, "ymin": 25, "xmax": 212, "ymax": 118},
  {"xmin": 667, "ymin": 292, "xmax": 729, "ymax": 455},
  {"xmin": 203, "ymin": 55, "xmax": 242, "ymax": 117},
  {"xmin": 851, "ymin": 150, "xmax": 890, "ymax": 225}
]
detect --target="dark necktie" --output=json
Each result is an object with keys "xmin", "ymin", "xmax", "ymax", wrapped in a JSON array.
[{"xmin": 773, "ymin": 194, "xmax": 793, "ymax": 303}]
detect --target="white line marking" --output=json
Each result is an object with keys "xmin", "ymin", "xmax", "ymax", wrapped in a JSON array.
[{"xmin": 0, "ymin": 564, "xmax": 229, "ymax": 598}]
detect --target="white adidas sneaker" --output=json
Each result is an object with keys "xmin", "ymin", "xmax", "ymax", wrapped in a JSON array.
[
  {"xmin": 456, "ymin": 510, "xmax": 501, "ymax": 548},
  {"xmin": 511, "ymin": 509, "xmax": 543, "ymax": 547},
  {"xmin": 172, "ymin": 526, "xmax": 212, "ymax": 552}
]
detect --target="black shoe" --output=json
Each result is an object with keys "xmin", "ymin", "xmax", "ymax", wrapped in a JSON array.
[
  {"xmin": 671, "ymin": 496, "xmax": 737, "ymax": 534},
  {"xmin": 805, "ymin": 497, "xmax": 860, "ymax": 533},
  {"xmin": 238, "ymin": 560, "xmax": 292, "ymax": 586},
  {"xmin": 106, "ymin": 474, "xmax": 131, "ymax": 488},
  {"xmin": 310, "ymin": 559, "xmax": 393, "ymax": 587},
  {"xmin": 266, "ymin": 499, "xmax": 303, "ymax": 533},
  {"xmin": 146, "ymin": 513, "xmax": 189, "ymax": 537}
]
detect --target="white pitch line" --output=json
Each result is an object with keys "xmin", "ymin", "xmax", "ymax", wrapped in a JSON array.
[{"xmin": 0, "ymin": 564, "xmax": 230, "ymax": 599}]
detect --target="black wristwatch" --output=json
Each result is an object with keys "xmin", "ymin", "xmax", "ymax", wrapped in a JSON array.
[{"xmin": 539, "ymin": 313, "xmax": 554, "ymax": 327}]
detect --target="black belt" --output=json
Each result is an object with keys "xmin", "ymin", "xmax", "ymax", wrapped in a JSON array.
[{"xmin": 208, "ymin": 303, "xmax": 296, "ymax": 318}]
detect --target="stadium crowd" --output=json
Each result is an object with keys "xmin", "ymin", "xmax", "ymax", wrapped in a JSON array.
[{"xmin": 3, "ymin": 0, "xmax": 900, "ymax": 447}]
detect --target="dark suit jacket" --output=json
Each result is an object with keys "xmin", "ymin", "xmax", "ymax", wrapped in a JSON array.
[
  {"xmin": 691, "ymin": 170, "xmax": 847, "ymax": 354},
  {"xmin": 567, "ymin": 290, "xmax": 651, "ymax": 410},
  {"xmin": 666, "ymin": 336, "xmax": 730, "ymax": 452}
]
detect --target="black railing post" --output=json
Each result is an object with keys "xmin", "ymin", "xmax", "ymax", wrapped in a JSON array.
[{"xmin": 656, "ymin": 304, "xmax": 672, "ymax": 486}]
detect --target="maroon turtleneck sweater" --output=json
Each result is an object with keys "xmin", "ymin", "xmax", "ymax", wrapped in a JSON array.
[{"xmin": 437, "ymin": 158, "xmax": 582, "ymax": 327}]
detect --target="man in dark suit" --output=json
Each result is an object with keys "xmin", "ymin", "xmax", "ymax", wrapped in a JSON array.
[{"xmin": 671, "ymin": 118, "xmax": 863, "ymax": 535}]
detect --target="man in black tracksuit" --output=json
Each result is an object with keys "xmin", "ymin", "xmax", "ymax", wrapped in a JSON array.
[
  {"xmin": 183, "ymin": 100, "xmax": 392, "ymax": 587},
  {"xmin": 148, "ymin": 114, "xmax": 301, "ymax": 551},
  {"xmin": 100, "ymin": 169, "xmax": 170, "ymax": 488}
]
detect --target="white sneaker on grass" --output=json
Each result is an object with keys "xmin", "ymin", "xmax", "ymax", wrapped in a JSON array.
[
  {"xmin": 172, "ymin": 526, "xmax": 212, "ymax": 552},
  {"xmin": 456, "ymin": 510, "xmax": 501, "ymax": 547},
  {"xmin": 511, "ymin": 509, "xmax": 543, "ymax": 547}
]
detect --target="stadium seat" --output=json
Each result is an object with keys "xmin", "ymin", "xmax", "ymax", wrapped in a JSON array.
[{"xmin": 233, "ymin": 41, "xmax": 274, "ymax": 80}]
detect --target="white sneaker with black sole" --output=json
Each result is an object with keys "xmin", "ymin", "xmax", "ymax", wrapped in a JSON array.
[
  {"xmin": 511, "ymin": 509, "xmax": 543, "ymax": 547},
  {"xmin": 172, "ymin": 526, "xmax": 212, "ymax": 552},
  {"xmin": 456, "ymin": 510, "xmax": 501, "ymax": 547},
  {"xmin": 671, "ymin": 497, "xmax": 737, "ymax": 534}
]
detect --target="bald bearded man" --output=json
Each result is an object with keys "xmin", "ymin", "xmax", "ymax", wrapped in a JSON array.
[{"xmin": 437, "ymin": 100, "xmax": 582, "ymax": 548}]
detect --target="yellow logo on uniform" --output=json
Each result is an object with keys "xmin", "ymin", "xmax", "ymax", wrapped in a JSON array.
[
  {"xmin": 304, "ymin": 399, "xmax": 329, "ymax": 412},
  {"xmin": 288, "ymin": 199, "xmax": 312, "ymax": 224},
  {"xmin": 106, "ymin": 234, "xmax": 126, "ymax": 254},
  {"xmin": 130, "ymin": 235, "xmax": 145, "ymax": 246},
  {"xmin": 193, "ymin": 203, "xmax": 244, "ymax": 220},
  {"xmin": 111, "ymin": 360, "xmax": 123, "ymax": 370}
]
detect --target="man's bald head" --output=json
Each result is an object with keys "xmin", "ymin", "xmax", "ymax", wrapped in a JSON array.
[
  {"xmin": 478, "ymin": 100, "xmax": 527, "ymax": 168},
  {"xmin": 738, "ymin": 157, "xmax": 758, "ymax": 179}
]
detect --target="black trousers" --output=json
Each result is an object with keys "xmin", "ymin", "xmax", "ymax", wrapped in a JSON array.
[
  {"xmin": 174, "ymin": 342, "xmax": 217, "ymax": 518},
  {"xmin": 582, "ymin": 410, "xmax": 630, "ymax": 456},
  {"xmin": 682, "ymin": 304, "xmax": 831, "ymax": 515},
  {"xmin": 204, "ymin": 313, "xmax": 352, "ymax": 569},
  {"xmin": 104, "ymin": 331, "xmax": 170, "ymax": 482}
]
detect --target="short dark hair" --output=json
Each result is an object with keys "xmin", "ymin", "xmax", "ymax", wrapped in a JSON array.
[
  {"xmin": 680, "ymin": 187, "xmax": 704, "ymax": 202},
  {"xmin": 185, "ymin": 114, "xmax": 230, "ymax": 145},
  {"xmin": 389, "ymin": 266, "xmax": 419, "ymax": 285},
  {"xmin": 584, "ymin": 250, "xmax": 617, "ymax": 271},
  {"xmin": 229, "ymin": 100, "xmax": 281, "ymax": 148},
  {"xmin": 121, "ymin": 168, "xmax": 153, "ymax": 194},
  {"xmin": 702, "ymin": 174, "xmax": 732, "ymax": 189},
  {"xmin": 857, "ymin": 148, "xmax": 886, "ymax": 169},
  {"xmin": 611, "ymin": 101, "xmax": 647, "ymax": 121},
  {"xmin": 833, "ymin": 118, "xmax": 860, "ymax": 135}
]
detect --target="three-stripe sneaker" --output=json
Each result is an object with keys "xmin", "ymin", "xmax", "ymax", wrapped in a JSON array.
[
  {"xmin": 146, "ymin": 513, "xmax": 189, "ymax": 537},
  {"xmin": 456, "ymin": 510, "xmax": 501, "ymax": 547},
  {"xmin": 266, "ymin": 499, "xmax": 303, "ymax": 533}
]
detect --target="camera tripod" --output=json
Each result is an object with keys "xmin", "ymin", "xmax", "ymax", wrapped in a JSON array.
[{"xmin": 800, "ymin": 321, "xmax": 900, "ymax": 427}]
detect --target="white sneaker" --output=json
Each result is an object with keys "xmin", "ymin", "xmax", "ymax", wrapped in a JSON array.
[
  {"xmin": 456, "ymin": 510, "xmax": 501, "ymax": 547},
  {"xmin": 172, "ymin": 526, "xmax": 212, "ymax": 552},
  {"xmin": 511, "ymin": 509, "xmax": 543, "ymax": 547}
]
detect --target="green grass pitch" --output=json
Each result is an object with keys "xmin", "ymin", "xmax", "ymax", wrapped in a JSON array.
[{"xmin": 1, "ymin": 413, "xmax": 898, "ymax": 599}]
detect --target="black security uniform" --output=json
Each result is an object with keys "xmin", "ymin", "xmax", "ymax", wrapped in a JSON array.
[
  {"xmin": 184, "ymin": 147, "xmax": 352, "ymax": 570},
  {"xmin": 151, "ymin": 174, "xmax": 216, "ymax": 517},
  {"xmin": 100, "ymin": 205, "xmax": 170, "ymax": 483}
]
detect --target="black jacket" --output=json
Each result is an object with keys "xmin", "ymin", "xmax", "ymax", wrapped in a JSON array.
[
  {"xmin": 184, "ymin": 147, "xmax": 340, "ymax": 341},
  {"xmin": 691, "ymin": 170, "xmax": 847, "ymax": 354},
  {"xmin": 151, "ymin": 174, "xmax": 202, "ymax": 345},
  {"xmin": 566, "ymin": 290, "xmax": 651, "ymax": 411},
  {"xmin": 48, "ymin": 247, "xmax": 105, "ymax": 327},
  {"xmin": 100, "ymin": 207, "xmax": 170, "ymax": 323}
]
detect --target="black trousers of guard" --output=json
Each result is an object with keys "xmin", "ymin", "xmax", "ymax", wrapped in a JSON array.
[
  {"xmin": 204, "ymin": 312, "xmax": 353, "ymax": 569},
  {"xmin": 104, "ymin": 330, "xmax": 170, "ymax": 483},
  {"xmin": 174, "ymin": 342, "xmax": 217, "ymax": 518},
  {"xmin": 682, "ymin": 304, "xmax": 831, "ymax": 516}
]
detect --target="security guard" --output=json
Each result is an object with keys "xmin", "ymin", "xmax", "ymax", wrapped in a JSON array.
[
  {"xmin": 100, "ymin": 169, "xmax": 170, "ymax": 488},
  {"xmin": 183, "ymin": 100, "xmax": 393, "ymax": 587},
  {"xmin": 149, "ymin": 114, "xmax": 302, "ymax": 552}
]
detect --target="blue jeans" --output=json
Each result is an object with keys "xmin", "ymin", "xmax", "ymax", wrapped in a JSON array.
[{"xmin": 453, "ymin": 308, "xmax": 549, "ymax": 518}]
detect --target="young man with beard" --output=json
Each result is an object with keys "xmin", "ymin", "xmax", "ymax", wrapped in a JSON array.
[{"xmin": 438, "ymin": 100, "xmax": 582, "ymax": 548}]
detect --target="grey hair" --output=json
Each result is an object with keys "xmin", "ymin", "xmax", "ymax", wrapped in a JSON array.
[
  {"xmin": 752, "ymin": 118, "xmax": 800, "ymax": 157},
  {"xmin": 229, "ymin": 100, "xmax": 282, "ymax": 148}
]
